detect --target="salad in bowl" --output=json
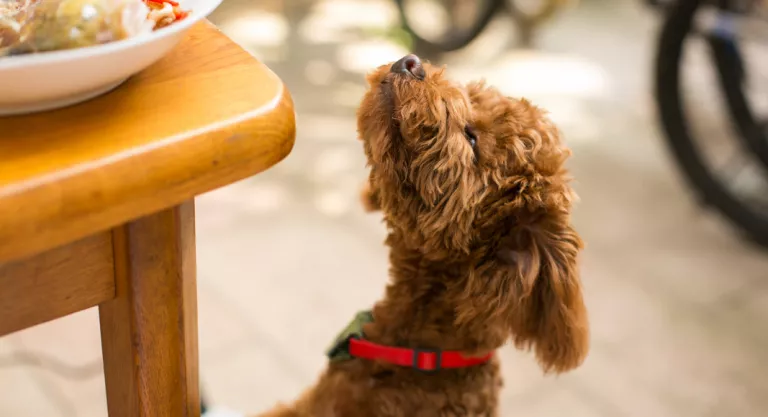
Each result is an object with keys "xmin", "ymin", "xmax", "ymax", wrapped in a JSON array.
[
  {"xmin": 1, "ymin": 0, "xmax": 191, "ymax": 56},
  {"xmin": 0, "ymin": 0, "xmax": 221, "ymax": 115}
]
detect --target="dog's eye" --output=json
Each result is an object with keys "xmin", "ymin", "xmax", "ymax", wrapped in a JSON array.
[{"xmin": 464, "ymin": 125, "xmax": 477, "ymax": 148}]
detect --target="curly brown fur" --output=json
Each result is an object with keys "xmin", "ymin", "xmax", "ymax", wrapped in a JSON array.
[{"xmin": 258, "ymin": 57, "xmax": 589, "ymax": 417}]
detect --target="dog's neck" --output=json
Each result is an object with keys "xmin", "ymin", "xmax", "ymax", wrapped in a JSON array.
[{"xmin": 362, "ymin": 234, "xmax": 508, "ymax": 356}]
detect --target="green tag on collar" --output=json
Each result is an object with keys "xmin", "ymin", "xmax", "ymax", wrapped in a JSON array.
[{"xmin": 326, "ymin": 310, "xmax": 374, "ymax": 362}]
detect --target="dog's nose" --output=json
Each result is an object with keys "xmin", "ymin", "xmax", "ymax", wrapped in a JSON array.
[{"xmin": 390, "ymin": 54, "xmax": 425, "ymax": 80}]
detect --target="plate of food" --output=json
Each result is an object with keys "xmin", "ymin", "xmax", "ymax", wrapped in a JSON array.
[{"xmin": 0, "ymin": 0, "xmax": 222, "ymax": 115}]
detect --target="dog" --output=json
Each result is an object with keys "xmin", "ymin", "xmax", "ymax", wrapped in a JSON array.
[{"xmin": 259, "ymin": 54, "xmax": 589, "ymax": 417}]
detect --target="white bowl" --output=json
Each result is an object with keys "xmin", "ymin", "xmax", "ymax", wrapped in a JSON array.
[{"xmin": 0, "ymin": 0, "xmax": 222, "ymax": 116}]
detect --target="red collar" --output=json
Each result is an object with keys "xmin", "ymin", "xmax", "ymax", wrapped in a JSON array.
[{"xmin": 348, "ymin": 337, "xmax": 494, "ymax": 372}]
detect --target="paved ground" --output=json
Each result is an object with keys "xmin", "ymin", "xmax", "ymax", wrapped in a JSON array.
[{"xmin": 3, "ymin": 0, "xmax": 768, "ymax": 416}]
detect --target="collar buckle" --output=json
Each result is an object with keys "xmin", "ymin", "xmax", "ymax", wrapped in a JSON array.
[{"xmin": 413, "ymin": 348, "xmax": 442, "ymax": 372}]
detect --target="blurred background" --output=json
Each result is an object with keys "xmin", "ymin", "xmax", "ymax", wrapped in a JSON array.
[{"xmin": 3, "ymin": 0, "xmax": 768, "ymax": 415}]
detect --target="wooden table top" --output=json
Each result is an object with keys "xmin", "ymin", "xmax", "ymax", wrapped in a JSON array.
[{"xmin": 0, "ymin": 21, "xmax": 295, "ymax": 263}]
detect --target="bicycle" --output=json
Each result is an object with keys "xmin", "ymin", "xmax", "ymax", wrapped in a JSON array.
[
  {"xmin": 652, "ymin": 0, "xmax": 768, "ymax": 246},
  {"xmin": 393, "ymin": 0, "xmax": 574, "ymax": 53}
]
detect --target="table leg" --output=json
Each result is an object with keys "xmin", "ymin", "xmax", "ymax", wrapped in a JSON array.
[{"xmin": 99, "ymin": 200, "xmax": 200, "ymax": 417}]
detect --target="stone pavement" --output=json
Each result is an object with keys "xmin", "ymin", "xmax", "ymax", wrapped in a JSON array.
[{"xmin": 2, "ymin": 0, "xmax": 768, "ymax": 416}]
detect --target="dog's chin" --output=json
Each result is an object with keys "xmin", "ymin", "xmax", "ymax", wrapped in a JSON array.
[
  {"xmin": 377, "ymin": 80, "xmax": 405, "ymax": 147},
  {"xmin": 378, "ymin": 79, "xmax": 396, "ymax": 119}
]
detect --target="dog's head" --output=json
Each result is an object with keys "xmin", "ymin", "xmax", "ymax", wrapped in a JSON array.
[{"xmin": 358, "ymin": 55, "xmax": 589, "ymax": 373}]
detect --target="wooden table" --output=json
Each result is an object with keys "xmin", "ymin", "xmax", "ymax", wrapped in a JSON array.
[{"xmin": 0, "ymin": 22, "xmax": 295, "ymax": 416}]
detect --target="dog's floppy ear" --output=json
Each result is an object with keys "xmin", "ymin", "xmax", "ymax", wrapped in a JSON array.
[
  {"xmin": 360, "ymin": 175, "xmax": 381, "ymax": 212},
  {"xmin": 499, "ymin": 211, "xmax": 589, "ymax": 373}
]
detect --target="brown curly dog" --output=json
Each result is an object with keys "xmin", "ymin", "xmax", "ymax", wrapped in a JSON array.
[{"xmin": 258, "ymin": 54, "xmax": 589, "ymax": 417}]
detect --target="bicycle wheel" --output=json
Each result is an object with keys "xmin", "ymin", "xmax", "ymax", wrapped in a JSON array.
[
  {"xmin": 655, "ymin": 0, "xmax": 768, "ymax": 246},
  {"xmin": 394, "ymin": 0, "xmax": 503, "ymax": 53}
]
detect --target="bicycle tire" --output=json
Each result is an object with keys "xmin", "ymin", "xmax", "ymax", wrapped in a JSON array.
[
  {"xmin": 655, "ymin": 0, "xmax": 768, "ymax": 247},
  {"xmin": 394, "ymin": 0, "xmax": 504, "ymax": 53},
  {"xmin": 707, "ymin": 33, "xmax": 768, "ymax": 172}
]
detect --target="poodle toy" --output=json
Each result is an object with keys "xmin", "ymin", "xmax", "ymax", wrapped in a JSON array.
[{"xmin": 259, "ymin": 54, "xmax": 589, "ymax": 417}]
